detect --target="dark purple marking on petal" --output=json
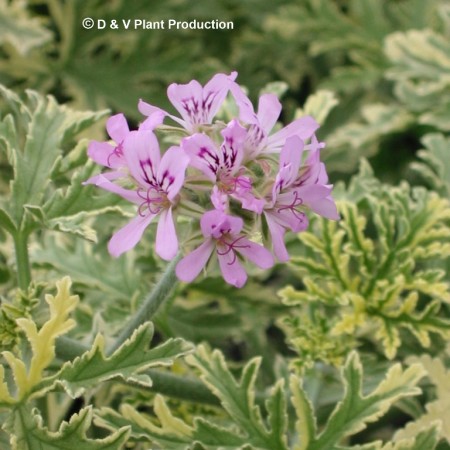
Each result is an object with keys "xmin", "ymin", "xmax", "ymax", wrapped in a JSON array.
[
  {"xmin": 221, "ymin": 135, "xmax": 238, "ymax": 170},
  {"xmin": 245, "ymin": 124, "xmax": 266, "ymax": 154},
  {"xmin": 181, "ymin": 96, "xmax": 203, "ymax": 124},
  {"xmin": 198, "ymin": 146, "xmax": 220, "ymax": 175},
  {"xmin": 159, "ymin": 169, "xmax": 176, "ymax": 191},
  {"xmin": 139, "ymin": 158, "xmax": 158, "ymax": 187},
  {"xmin": 202, "ymin": 90, "xmax": 215, "ymax": 114}
]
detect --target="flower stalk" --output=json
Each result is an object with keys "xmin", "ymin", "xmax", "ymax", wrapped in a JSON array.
[{"xmin": 108, "ymin": 253, "xmax": 182, "ymax": 353}]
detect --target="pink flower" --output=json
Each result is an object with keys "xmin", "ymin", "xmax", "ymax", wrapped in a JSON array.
[
  {"xmin": 230, "ymin": 84, "xmax": 320, "ymax": 160},
  {"xmin": 176, "ymin": 210, "xmax": 274, "ymax": 287},
  {"xmin": 87, "ymin": 112, "xmax": 165, "ymax": 181},
  {"xmin": 264, "ymin": 136, "xmax": 339, "ymax": 261},
  {"xmin": 139, "ymin": 72, "xmax": 237, "ymax": 133},
  {"xmin": 87, "ymin": 114, "xmax": 130, "ymax": 178},
  {"xmin": 182, "ymin": 119, "xmax": 264, "ymax": 213},
  {"xmin": 86, "ymin": 129, "xmax": 189, "ymax": 260}
]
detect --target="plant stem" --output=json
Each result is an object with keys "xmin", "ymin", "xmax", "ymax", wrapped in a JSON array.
[
  {"xmin": 13, "ymin": 232, "xmax": 31, "ymax": 290},
  {"xmin": 109, "ymin": 254, "xmax": 181, "ymax": 354}
]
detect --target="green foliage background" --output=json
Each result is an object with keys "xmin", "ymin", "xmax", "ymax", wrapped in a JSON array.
[{"xmin": 0, "ymin": 0, "xmax": 449, "ymax": 449}]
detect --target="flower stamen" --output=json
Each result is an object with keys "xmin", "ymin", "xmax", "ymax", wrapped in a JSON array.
[
  {"xmin": 106, "ymin": 142, "xmax": 124, "ymax": 167},
  {"xmin": 137, "ymin": 187, "xmax": 170, "ymax": 216},
  {"xmin": 277, "ymin": 191, "xmax": 306, "ymax": 222},
  {"xmin": 216, "ymin": 235, "xmax": 251, "ymax": 265}
]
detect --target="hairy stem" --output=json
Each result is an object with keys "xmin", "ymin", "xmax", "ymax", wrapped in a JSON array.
[
  {"xmin": 13, "ymin": 232, "xmax": 31, "ymax": 290},
  {"xmin": 109, "ymin": 254, "xmax": 181, "ymax": 354}
]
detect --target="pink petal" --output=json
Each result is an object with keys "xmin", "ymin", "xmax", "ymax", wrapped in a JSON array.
[
  {"xmin": 279, "ymin": 136, "xmax": 304, "ymax": 184},
  {"xmin": 139, "ymin": 110, "xmax": 166, "ymax": 131},
  {"xmin": 123, "ymin": 130, "xmax": 160, "ymax": 187},
  {"xmin": 305, "ymin": 134, "xmax": 325, "ymax": 153},
  {"xmin": 157, "ymin": 146, "xmax": 190, "ymax": 200},
  {"xmin": 265, "ymin": 213, "xmax": 289, "ymax": 262},
  {"xmin": 257, "ymin": 94, "xmax": 281, "ymax": 134},
  {"xmin": 220, "ymin": 119, "xmax": 246, "ymax": 172},
  {"xmin": 211, "ymin": 186, "xmax": 228, "ymax": 212},
  {"xmin": 310, "ymin": 196, "xmax": 340, "ymax": 220},
  {"xmin": 232, "ymin": 190, "xmax": 265, "ymax": 214},
  {"xmin": 267, "ymin": 116, "xmax": 319, "ymax": 153},
  {"xmin": 108, "ymin": 213, "xmax": 155, "ymax": 257},
  {"xmin": 291, "ymin": 184, "xmax": 333, "ymax": 204},
  {"xmin": 176, "ymin": 240, "xmax": 214, "ymax": 282},
  {"xmin": 272, "ymin": 165, "xmax": 292, "ymax": 201},
  {"xmin": 200, "ymin": 210, "xmax": 243, "ymax": 238},
  {"xmin": 106, "ymin": 114, "xmax": 129, "ymax": 143},
  {"xmin": 217, "ymin": 249, "xmax": 247, "ymax": 288},
  {"xmin": 266, "ymin": 194, "xmax": 309, "ymax": 232},
  {"xmin": 299, "ymin": 150, "xmax": 321, "ymax": 185},
  {"xmin": 83, "ymin": 174, "xmax": 140, "ymax": 203},
  {"xmin": 235, "ymin": 238, "xmax": 274, "ymax": 269},
  {"xmin": 181, "ymin": 134, "xmax": 219, "ymax": 181},
  {"xmin": 87, "ymin": 141, "xmax": 115, "ymax": 167},
  {"xmin": 230, "ymin": 83, "xmax": 258, "ymax": 124},
  {"xmin": 138, "ymin": 100, "xmax": 166, "ymax": 118},
  {"xmin": 317, "ymin": 162, "xmax": 330, "ymax": 185},
  {"xmin": 202, "ymin": 71, "xmax": 237, "ymax": 122},
  {"xmin": 167, "ymin": 79, "xmax": 203, "ymax": 129},
  {"xmin": 155, "ymin": 208, "xmax": 178, "ymax": 261}
]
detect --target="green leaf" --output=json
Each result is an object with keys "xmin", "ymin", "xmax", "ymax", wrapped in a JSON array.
[
  {"xmin": 0, "ymin": 207, "xmax": 16, "ymax": 234},
  {"xmin": 327, "ymin": 104, "xmax": 413, "ymax": 172},
  {"xmin": 0, "ymin": 0, "xmax": 52, "ymax": 55},
  {"xmin": 395, "ymin": 355, "xmax": 450, "ymax": 444},
  {"xmin": 50, "ymin": 323, "xmax": 192, "ymax": 397},
  {"xmin": 0, "ymin": 86, "xmax": 107, "ymax": 228},
  {"xmin": 304, "ymin": 352, "xmax": 425, "ymax": 450},
  {"xmin": 296, "ymin": 90, "xmax": 339, "ymax": 125},
  {"xmin": 336, "ymin": 426, "xmax": 440, "ymax": 450},
  {"xmin": 282, "ymin": 161, "xmax": 450, "ymax": 363},
  {"xmin": 387, "ymin": 426, "xmax": 440, "ymax": 450},
  {"xmin": 187, "ymin": 345, "xmax": 289, "ymax": 450},
  {"xmin": 98, "ymin": 348, "xmax": 426, "ymax": 449},
  {"xmin": 385, "ymin": 29, "xmax": 450, "ymax": 119},
  {"xmin": 33, "ymin": 237, "xmax": 142, "ymax": 302},
  {"xmin": 25, "ymin": 152, "xmax": 123, "ymax": 242},
  {"xmin": 6, "ymin": 404, "xmax": 129, "ymax": 450},
  {"xmin": 2, "ymin": 277, "xmax": 79, "ymax": 400},
  {"xmin": 98, "ymin": 345, "xmax": 288, "ymax": 449},
  {"xmin": 411, "ymin": 133, "xmax": 450, "ymax": 197}
]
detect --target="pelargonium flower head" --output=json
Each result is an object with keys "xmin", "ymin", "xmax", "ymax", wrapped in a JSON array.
[
  {"xmin": 176, "ymin": 210, "xmax": 274, "ymax": 288},
  {"xmin": 230, "ymin": 83, "xmax": 319, "ymax": 160},
  {"xmin": 264, "ymin": 136, "xmax": 339, "ymax": 261},
  {"xmin": 182, "ymin": 119, "xmax": 264, "ymax": 213},
  {"xmin": 139, "ymin": 71, "xmax": 237, "ymax": 133},
  {"xmin": 87, "ymin": 129, "xmax": 189, "ymax": 261}
]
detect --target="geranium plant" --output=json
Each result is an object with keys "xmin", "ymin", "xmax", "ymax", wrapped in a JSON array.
[{"xmin": 0, "ymin": 64, "xmax": 448, "ymax": 450}]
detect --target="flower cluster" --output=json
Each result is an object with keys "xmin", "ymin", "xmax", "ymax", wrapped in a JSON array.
[{"xmin": 86, "ymin": 72, "xmax": 339, "ymax": 287}]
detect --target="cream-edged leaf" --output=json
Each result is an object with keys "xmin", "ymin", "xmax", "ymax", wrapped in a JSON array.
[{"xmin": 51, "ymin": 323, "xmax": 192, "ymax": 398}]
